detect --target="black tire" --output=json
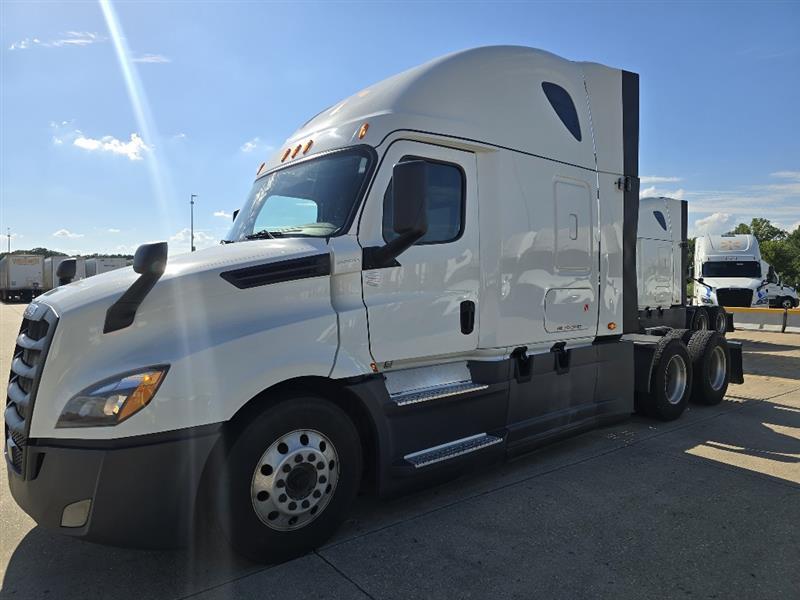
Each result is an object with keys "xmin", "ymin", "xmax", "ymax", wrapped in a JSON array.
[
  {"xmin": 690, "ymin": 307, "xmax": 709, "ymax": 331},
  {"xmin": 713, "ymin": 308, "xmax": 728, "ymax": 336},
  {"xmin": 214, "ymin": 395, "xmax": 362, "ymax": 563},
  {"xmin": 687, "ymin": 330, "xmax": 730, "ymax": 405},
  {"xmin": 663, "ymin": 328, "xmax": 692, "ymax": 344},
  {"xmin": 780, "ymin": 297, "xmax": 794, "ymax": 310},
  {"xmin": 636, "ymin": 338, "xmax": 692, "ymax": 421}
]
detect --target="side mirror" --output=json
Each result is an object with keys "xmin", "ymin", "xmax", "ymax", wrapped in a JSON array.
[
  {"xmin": 56, "ymin": 258, "xmax": 77, "ymax": 286},
  {"xmin": 392, "ymin": 161, "xmax": 428, "ymax": 237},
  {"xmin": 133, "ymin": 241, "xmax": 168, "ymax": 276},
  {"xmin": 232, "ymin": 209, "xmax": 240, "ymax": 222},
  {"xmin": 365, "ymin": 161, "xmax": 429, "ymax": 269}
]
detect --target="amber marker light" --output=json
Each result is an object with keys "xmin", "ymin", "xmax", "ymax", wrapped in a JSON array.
[
  {"xmin": 291, "ymin": 144, "xmax": 302, "ymax": 158},
  {"xmin": 116, "ymin": 370, "xmax": 167, "ymax": 421},
  {"xmin": 281, "ymin": 148, "xmax": 291, "ymax": 162},
  {"xmin": 256, "ymin": 162, "xmax": 266, "ymax": 176},
  {"xmin": 303, "ymin": 139, "xmax": 314, "ymax": 154},
  {"xmin": 358, "ymin": 122, "xmax": 369, "ymax": 139},
  {"xmin": 607, "ymin": 322, "xmax": 617, "ymax": 331}
]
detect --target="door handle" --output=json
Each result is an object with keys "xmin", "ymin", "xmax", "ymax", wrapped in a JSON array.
[{"xmin": 460, "ymin": 300, "xmax": 476, "ymax": 334}]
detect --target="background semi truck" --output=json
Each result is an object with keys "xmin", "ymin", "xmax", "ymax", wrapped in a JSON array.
[
  {"xmin": 637, "ymin": 197, "xmax": 730, "ymax": 334},
  {"xmin": 85, "ymin": 257, "xmax": 128, "ymax": 277},
  {"xmin": 6, "ymin": 46, "xmax": 743, "ymax": 563},
  {"xmin": 693, "ymin": 234, "xmax": 798, "ymax": 309},
  {"xmin": 0, "ymin": 255, "xmax": 44, "ymax": 302},
  {"xmin": 43, "ymin": 257, "xmax": 86, "ymax": 291}
]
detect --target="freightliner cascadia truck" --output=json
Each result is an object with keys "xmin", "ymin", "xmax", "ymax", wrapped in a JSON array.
[
  {"xmin": 6, "ymin": 46, "xmax": 743, "ymax": 563},
  {"xmin": 638, "ymin": 197, "xmax": 732, "ymax": 334},
  {"xmin": 693, "ymin": 234, "xmax": 798, "ymax": 310}
]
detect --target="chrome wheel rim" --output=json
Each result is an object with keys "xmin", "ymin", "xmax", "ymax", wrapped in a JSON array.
[
  {"xmin": 665, "ymin": 354, "xmax": 688, "ymax": 405},
  {"xmin": 709, "ymin": 345, "xmax": 727, "ymax": 391},
  {"xmin": 782, "ymin": 299, "xmax": 792, "ymax": 309},
  {"xmin": 696, "ymin": 314, "xmax": 709, "ymax": 330},
  {"xmin": 251, "ymin": 429, "xmax": 339, "ymax": 531}
]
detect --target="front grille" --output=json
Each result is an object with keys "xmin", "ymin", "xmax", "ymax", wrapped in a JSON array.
[
  {"xmin": 717, "ymin": 288, "xmax": 754, "ymax": 308},
  {"xmin": 5, "ymin": 304, "xmax": 57, "ymax": 478}
]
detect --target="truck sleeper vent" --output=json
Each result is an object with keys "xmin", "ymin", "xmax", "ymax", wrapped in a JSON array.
[{"xmin": 220, "ymin": 254, "xmax": 330, "ymax": 289}]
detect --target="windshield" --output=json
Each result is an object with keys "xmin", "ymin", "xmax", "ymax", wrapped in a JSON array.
[
  {"xmin": 702, "ymin": 261, "xmax": 761, "ymax": 278},
  {"xmin": 226, "ymin": 147, "xmax": 373, "ymax": 242}
]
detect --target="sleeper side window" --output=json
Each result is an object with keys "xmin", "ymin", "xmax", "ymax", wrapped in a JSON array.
[
  {"xmin": 541, "ymin": 82, "xmax": 582, "ymax": 142},
  {"xmin": 382, "ymin": 158, "xmax": 464, "ymax": 245},
  {"xmin": 653, "ymin": 210, "xmax": 668, "ymax": 231}
]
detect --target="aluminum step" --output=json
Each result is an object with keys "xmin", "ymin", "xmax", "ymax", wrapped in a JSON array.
[
  {"xmin": 390, "ymin": 381, "xmax": 488, "ymax": 407},
  {"xmin": 404, "ymin": 433, "xmax": 503, "ymax": 469}
]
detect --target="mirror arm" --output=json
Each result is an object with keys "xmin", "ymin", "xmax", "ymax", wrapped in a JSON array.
[{"xmin": 362, "ymin": 231, "xmax": 425, "ymax": 270}]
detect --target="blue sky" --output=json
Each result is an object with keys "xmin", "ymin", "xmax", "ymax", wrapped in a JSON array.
[{"xmin": 1, "ymin": 1, "xmax": 798, "ymax": 256}]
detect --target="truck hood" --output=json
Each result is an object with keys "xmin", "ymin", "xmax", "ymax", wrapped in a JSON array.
[
  {"xmin": 37, "ymin": 238, "xmax": 331, "ymax": 316},
  {"xmin": 698, "ymin": 276, "xmax": 762, "ymax": 291}
]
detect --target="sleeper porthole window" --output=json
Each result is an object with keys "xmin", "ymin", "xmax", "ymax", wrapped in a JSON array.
[{"xmin": 541, "ymin": 82, "xmax": 582, "ymax": 142}]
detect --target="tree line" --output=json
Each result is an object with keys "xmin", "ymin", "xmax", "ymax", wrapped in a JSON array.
[{"xmin": 0, "ymin": 248, "xmax": 134, "ymax": 260}]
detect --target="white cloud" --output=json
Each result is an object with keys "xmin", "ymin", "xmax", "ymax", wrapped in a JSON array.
[
  {"xmin": 213, "ymin": 210, "xmax": 233, "ymax": 219},
  {"xmin": 107, "ymin": 228, "xmax": 121, "ymax": 233},
  {"xmin": 240, "ymin": 138, "xmax": 260, "ymax": 153},
  {"xmin": 132, "ymin": 53, "xmax": 171, "ymax": 64},
  {"xmin": 694, "ymin": 213, "xmax": 732, "ymax": 235},
  {"xmin": 73, "ymin": 133, "xmax": 150, "ymax": 161},
  {"xmin": 169, "ymin": 228, "xmax": 217, "ymax": 251},
  {"xmin": 641, "ymin": 185, "xmax": 686, "ymax": 200},
  {"xmin": 640, "ymin": 176, "xmax": 682, "ymax": 185},
  {"xmin": 771, "ymin": 171, "xmax": 800, "ymax": 180},
  {"xmin": 53, "ymin": 228, "xmax": 84, "ymax": 239},
  {"xmin": 9, "ymin": 31, "xmax": 104, "ymax": 51}
]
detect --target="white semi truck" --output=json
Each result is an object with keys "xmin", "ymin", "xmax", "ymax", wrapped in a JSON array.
[
  {"xmin": 638, "ymin": 197, "xmax": 731, "ymax": 334},
  {"xmin": 693, "ymin": 234, "xmax": 799, "ymax": 309},
  {"xmin": 6, "ymin": 46, "xmax": 743, "ymax": 562},
  {"xmin": 0, "ymin": 254, "xmax": 44, "ymax": 302},
  {"xmin": 85, "ymin": 257, "xmax": 128, "ymax": 277},
  {"xmin": 43, "ymin": 257, "xmax": 86, "ymax": 291}
]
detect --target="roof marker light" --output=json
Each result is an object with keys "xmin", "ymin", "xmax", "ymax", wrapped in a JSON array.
[
  {"xmin": 303, "ymin": 140, "xmax": 314, "ymax": 154},
  {"xmin": 358, "ymin": 122, "xmax": 369, "ymax": 139},
  {"xmin": 256, "ymin": 162, "xmax": 266, "ymax": 175},
  {"xmin": 281, "ymin": 148, "xmax": 291, "ymax": 162},
  {"xmin": 291, "ymin": 144, "xmax": 302, "ymax": 158}
]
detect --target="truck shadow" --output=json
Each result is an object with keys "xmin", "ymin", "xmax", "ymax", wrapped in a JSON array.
[{"xmin": 2, "ymin": 371, "xmax": 799, "ymax": 599}]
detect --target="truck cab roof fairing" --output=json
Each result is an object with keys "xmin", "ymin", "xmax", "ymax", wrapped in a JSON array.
[{"xmin": 263, "ymin": 46, "xmax": 624, "ymax": 174}]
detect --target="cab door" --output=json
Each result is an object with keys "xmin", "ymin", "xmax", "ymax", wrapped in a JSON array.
[{"xmin": 358, "ymin": 141, "xmax": 479, "ymax": 365}]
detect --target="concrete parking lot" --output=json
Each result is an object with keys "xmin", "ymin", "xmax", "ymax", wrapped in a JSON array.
[{"xmin": 1, "ymin": 301, "xmax": 798, "ymax": 600}]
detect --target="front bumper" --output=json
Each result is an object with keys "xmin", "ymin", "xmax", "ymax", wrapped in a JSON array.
[{"xmin": 7, "ymin": 425, "xmax": 221, "ymax": 548}]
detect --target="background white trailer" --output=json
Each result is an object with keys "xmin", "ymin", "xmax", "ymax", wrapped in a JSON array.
[
  {"xmin": 0, "ymin": 255, "xmax": 44, "ymax": 302},
  {"xmin": 43, "ymin": 257, "xmax": 87, "ymax": 290},
  {"xmin": 85, "ymin": 257, "xmax": 128, "ymax": 277}
]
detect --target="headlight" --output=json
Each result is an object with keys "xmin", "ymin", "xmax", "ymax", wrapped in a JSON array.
[{"xmin": 56, "ymin": 367, "xmax": 168, "ymax": 428}]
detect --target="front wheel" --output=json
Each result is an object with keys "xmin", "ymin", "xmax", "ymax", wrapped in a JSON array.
[
  {"xmin": 780, "ymin": 297, "xmax": 795, "ymax": 310},
  {"xmin": 214, "ymin": 395, "xmax": 362, "ymax": 563}
]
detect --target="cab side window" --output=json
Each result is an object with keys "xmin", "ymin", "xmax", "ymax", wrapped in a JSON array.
[{"xmin": 383, "ymin": 159, "xmax": 464, "ymax": 245}]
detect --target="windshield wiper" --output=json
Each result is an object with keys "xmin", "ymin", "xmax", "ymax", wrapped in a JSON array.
[{"xmin": 244, "ymin": 229, "xmax": 281, "ymax": 240}]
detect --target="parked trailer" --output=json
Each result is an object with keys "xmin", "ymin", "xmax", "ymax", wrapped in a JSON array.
[
  {"xmin": 43, "ymin": 257, "xmax": 86, "ymax": 291},
  {"xmin": 637, "ymin": 197, "xmax": 730, "ymax": 335},
  {"xmin": 0, "ymin": 255, "xmax": 44, "ymax": 302},
  {"xmin": 85, "ymin": 257, "xmax": 128, "ymax": 277},
  {"xmin": 6, "ymin": 46, "xmax": 744, "ymax": 563}
]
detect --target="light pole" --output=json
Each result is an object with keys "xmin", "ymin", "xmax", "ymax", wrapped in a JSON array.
[{"xmin": 190, "ymin": 194, "xmax": 197, "ymax": 252}]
